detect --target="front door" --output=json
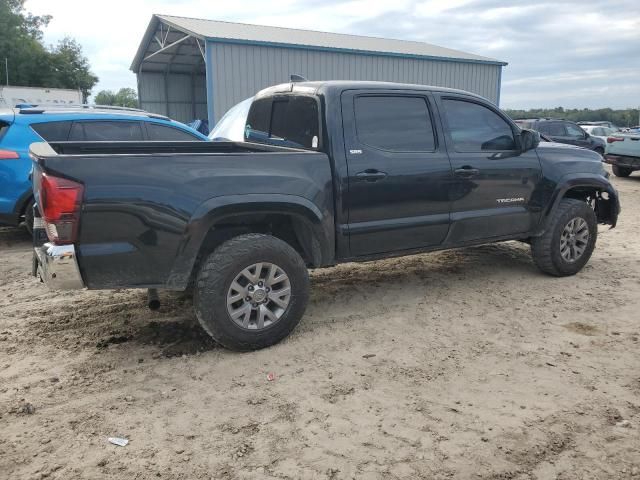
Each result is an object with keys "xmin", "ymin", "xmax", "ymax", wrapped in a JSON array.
[
  {"xmin": 341, "ymin": 90, "xmax": 453, "ymax": 257},
  {"xmin": 436, "ymin": 94, "xmax": 543, "ymax": 243}
]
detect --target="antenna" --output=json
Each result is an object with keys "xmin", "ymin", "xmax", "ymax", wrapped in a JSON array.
[{"xmin": 290, "ymin": 74, "xmax": 308, "ymax": 83}]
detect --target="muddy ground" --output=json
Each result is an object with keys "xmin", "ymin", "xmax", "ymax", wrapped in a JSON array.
[{"xmin": 1, "ymin": 170, "xmax": 639, "ymax": 480}]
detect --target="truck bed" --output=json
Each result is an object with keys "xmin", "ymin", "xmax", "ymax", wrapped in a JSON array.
[
  {"xmin": 30, "ymin": 140, "xmax": 334, "ymax": 289},
  {"xmin": 47, "ymin": 140, "xmax": 308, "ymax": 156}
]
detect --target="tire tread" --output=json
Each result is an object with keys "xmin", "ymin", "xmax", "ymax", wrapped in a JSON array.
[
  {"xmin": 531, "ymin": 198, "xmax": 597, "ymax": 277},
  {"xmin": 194, "ymin": 233, "xmax": 309, "ymax": 351}
]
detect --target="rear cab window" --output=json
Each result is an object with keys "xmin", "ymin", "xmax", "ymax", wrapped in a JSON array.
[{"xmin": 244, "ymin": 95, "xmax": 320, "ymax": 150}]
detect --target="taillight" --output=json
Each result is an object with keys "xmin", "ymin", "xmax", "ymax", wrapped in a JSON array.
[
  {"xmin": 607, "ymin": 136, "xmax": 625, "ymax": 143},
  {"xmin": 37, "ymin": 172, "xmax": 84, "ymax": 245},
  {"xmin": 0, "ymin": 149, "xmax": 19, "ymax": 159}
]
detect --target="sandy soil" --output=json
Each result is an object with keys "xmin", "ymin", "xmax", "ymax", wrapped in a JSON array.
[{"xmin": 1, "ymin": 170, "xmax": 639, "ymax": 480}]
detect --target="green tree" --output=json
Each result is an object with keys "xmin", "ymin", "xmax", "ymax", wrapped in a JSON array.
[
  {"xmin": 94, "ymin": 90, "xmax": 116, "ymax": 106},
  {"xmin": 0, "ymin": 0, "xmax": 51, "ymax": 86},
  {"xmin": 46, "ymin": 38, "xmax": 98, "ymax": 102},
  {"xmin": 94, "ymin": 88, "xmax": 138, "ymax": 108},
  {"xmin": 505, "ymin": 107, "xmax": 640, "ymax": 128},
  {"xmin": 0, "ymin": 0, "xmax": 98, "ymax": 99}
]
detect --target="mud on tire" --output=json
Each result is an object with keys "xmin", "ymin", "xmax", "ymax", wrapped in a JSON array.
[{"xmin": 194, "ymin": 233, "xmax": 309, "ymax": 351}]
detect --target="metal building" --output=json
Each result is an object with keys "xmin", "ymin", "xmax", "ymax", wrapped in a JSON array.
[{"xmin": 131, "ymin": 15, "xmax": 507, "ymax": 127}]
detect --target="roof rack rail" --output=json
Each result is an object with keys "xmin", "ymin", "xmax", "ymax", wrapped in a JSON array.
[{"xmin": 18, "ymin": 104, "xmax": 148, "ymax": 113}]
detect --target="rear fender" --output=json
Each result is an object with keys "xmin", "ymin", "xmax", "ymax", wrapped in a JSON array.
[{"xmin": 165, "ymin": 194, "xmax": 334, "ymax": 289}]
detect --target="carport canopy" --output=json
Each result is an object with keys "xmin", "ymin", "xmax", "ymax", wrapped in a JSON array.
[{"xmin": 131, "ymin": 16, "xmax": 209, "ymax": 124}]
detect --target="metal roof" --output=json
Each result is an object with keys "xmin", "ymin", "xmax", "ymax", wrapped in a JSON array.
[{"xmin": 131, "ymin": 14, "xmax": 506, "ymax": 72}]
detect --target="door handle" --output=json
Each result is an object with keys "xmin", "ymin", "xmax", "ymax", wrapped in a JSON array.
[
  {"xmin": 454, "ymin": 167, "xmax": 480, "ymax": 178},
  {"xmin": 356, "ymin": 169, "xmax": 388, "ymax": 182}
]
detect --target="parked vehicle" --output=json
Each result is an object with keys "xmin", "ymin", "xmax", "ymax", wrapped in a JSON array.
[
  {"xmin": 604, "ymin": 131, "xmax": 640, "ymax": 177},
  {"xmin": 580, "ymin": 125, "xmax": 619, "ymax": 143},
  {"xmin": 514, "ymin": 119, "xmax": 606, "ymax": 155},
  {"xmin": 0, "ymin": 105, "xmax": 208, "ymax": 232},
  {"xmin": 31, "ymin": 81, "xmax": 620, "ymax": 351},
  {"xmin": 577, "ymin": 121, "xmax": 620, "ymax": 130}
]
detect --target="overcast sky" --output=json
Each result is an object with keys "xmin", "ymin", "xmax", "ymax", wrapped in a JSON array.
[{"xmin": 25, "ymin": 0, "xmax": 640, "ymax": 109}]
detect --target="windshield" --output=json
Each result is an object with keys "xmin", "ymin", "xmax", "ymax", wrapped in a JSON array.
[{"xmin": 209, "ymin": 97, "xmax": 253, "ymax": 142}]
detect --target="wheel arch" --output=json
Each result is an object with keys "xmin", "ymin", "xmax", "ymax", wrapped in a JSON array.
[
  {"xmin": 165, "ymin": 194, "xmax": 334, "ymax": 290},
  {"xmin": 542, "ymin": 175, "xmax": 619, "ymax": 232},
  {"xmin": 14, "ymin": 188, "xmax": 34, "ymax": 217}
]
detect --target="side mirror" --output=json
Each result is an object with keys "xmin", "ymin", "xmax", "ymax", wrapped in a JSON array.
[{"xmin": 519, "ymin": 129, "xmax": 540, "ymax": 152}]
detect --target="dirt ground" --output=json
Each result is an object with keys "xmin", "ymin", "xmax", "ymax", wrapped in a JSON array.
[{"xmin": 1, "ymin": 170, "xmax": 639, "ymax": 480}]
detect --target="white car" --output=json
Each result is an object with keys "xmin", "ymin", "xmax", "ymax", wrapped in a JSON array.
[{"xmin": 580, "ymin": 125, "xmax": 618, "ymax": 142}]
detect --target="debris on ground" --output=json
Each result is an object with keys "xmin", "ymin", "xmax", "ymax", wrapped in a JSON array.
[{"xmin": 107, "ymin": 437, "xmax": 129, "ymax": 447}]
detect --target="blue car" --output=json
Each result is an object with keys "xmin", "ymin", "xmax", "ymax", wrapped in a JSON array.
[{"xmin": 0, "ymin": 105, "xmax": 208, "ymax": 231}]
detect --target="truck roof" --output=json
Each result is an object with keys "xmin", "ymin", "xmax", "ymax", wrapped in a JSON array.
[{"xmin": 256, "ymin": 80, "xmax": 488, "ymax": 102}]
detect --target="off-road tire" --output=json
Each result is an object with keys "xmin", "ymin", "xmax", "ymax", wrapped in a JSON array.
[
  {"xmin": 531, "ymin": 198, "xmax": 597, "ymax": 276},
  {"xmin": 612, "ymin": 165, "xmax": 632, "ymax": 177},
  {"xmin": 194, "ymin": 233, "xmax": 309, "ymax": 351}
]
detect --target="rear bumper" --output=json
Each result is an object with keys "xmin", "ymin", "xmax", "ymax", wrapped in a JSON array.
[
  {"xmin": 604, "ymin": 154, "xmax": 640, "ymax": 170},
  {"xmin": 34, "ymin": 243, "xmax": 85, "ymax": 290}
]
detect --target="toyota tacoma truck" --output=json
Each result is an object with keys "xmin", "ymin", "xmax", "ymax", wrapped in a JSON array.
[{"xmin": 31, "ymin": 80, "xmax": 620, "ymax": 351}]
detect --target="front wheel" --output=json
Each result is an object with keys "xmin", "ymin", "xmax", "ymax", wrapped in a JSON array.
[
  {"xmin": 194, "ymin": 233, "xmax": 309, "ymax": 351},
  {"xmin": 531, "ymin": 199, "xmax": 597, "ymax": 276},
  {"xmin": 612, "ymin": 165, "xmax": 632, "ymax": 177}
]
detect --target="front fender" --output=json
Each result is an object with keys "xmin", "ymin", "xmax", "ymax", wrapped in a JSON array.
[
  {"xmin": 165, "ymin": 194, "xmax": 334, "ymax": 289},
  {"xmin": 540, "ymin": 173, "xmax": 620, "ymax": 232}
]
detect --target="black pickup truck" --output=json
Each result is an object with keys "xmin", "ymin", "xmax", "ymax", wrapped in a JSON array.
[{"xmin": 31, "ymin": 80, "xmax": 620, "ymax": 350}]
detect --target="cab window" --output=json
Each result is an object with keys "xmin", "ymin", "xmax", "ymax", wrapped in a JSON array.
[
  {"xmin": 244, "ymin": 95, "xmax": 319, "ymax": 150},
  {"xmin": 443, "ymin": 99, "xmax": 516, "ymax": 151},
  {"xmin": 354, "ymin": 96, "xmax": 436, "ymax": 152}
]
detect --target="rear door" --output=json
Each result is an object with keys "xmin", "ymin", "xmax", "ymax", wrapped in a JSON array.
[
  {"xmin": 437, "ymin": 94, "xmax": 542, "ymax": 242},
  {"xmin": 341, "ymin": 89, "xmax": 452, "ymax": 256}
]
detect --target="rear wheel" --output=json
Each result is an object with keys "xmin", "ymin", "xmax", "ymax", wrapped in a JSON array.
[
  {"xmin": 612, "ymin": 165, "xmax": 632, "ymax": 177},
  {"xmin": 594, "ymin": 147, "xmax": 604, "ymax": 156},
  {"xmin": 23, "ymin": 199, "xmax": 35, "ymax": 235},
  {"xmin": 194, "ymin": 233, "xmax": 309, "ymax": 351},
  {"xmin": 531, "ymin": 198, "xmax": 597, "ymax": 276}
]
